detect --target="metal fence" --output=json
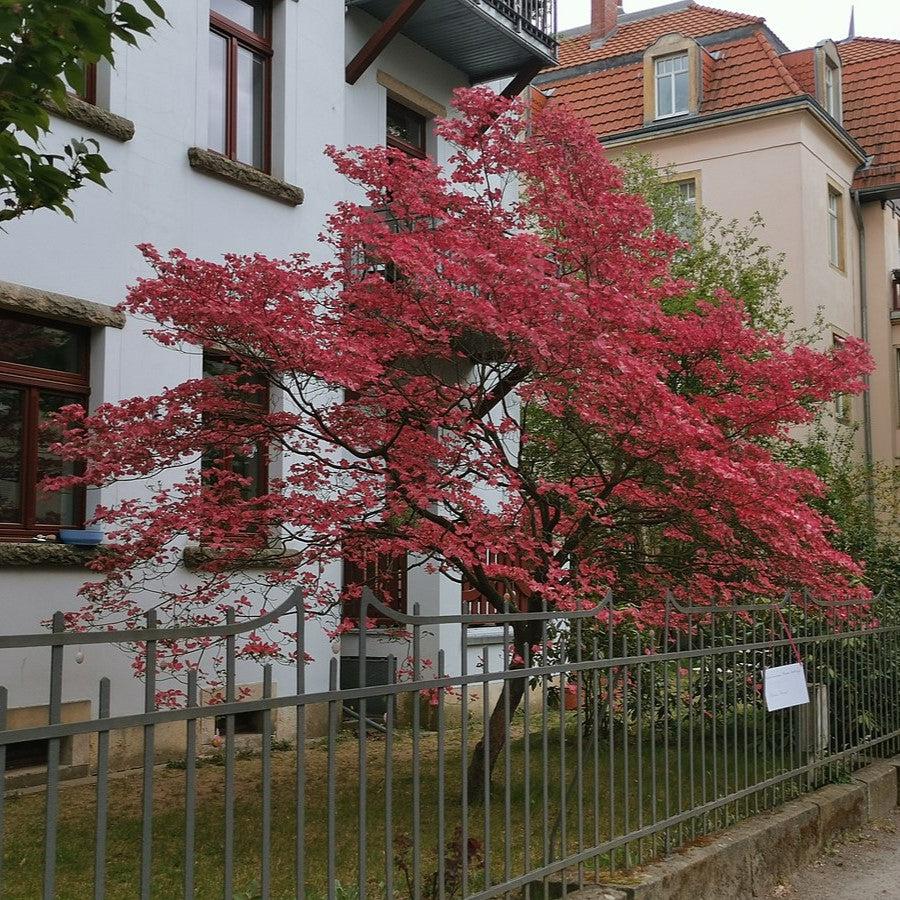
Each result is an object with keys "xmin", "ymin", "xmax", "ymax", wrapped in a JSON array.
[{"xmin": 0, "ymin": 588, "xmax": 898, "ymax": 899}]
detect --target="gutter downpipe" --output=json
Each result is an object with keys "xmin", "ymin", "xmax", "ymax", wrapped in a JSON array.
[{"xmin": 851, "ymin": 174, "xmax": 875, "ymax": 514}]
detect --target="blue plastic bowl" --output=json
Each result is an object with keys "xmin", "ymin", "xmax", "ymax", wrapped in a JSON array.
[{"xmin": 58, "ymin": 529, "xmax": 104, "ymax": 546}]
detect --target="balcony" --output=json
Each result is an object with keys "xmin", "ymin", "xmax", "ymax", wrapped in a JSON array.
[{"xmin": 346, "ymin": 0, "xmax": 558, "ymax": 83}]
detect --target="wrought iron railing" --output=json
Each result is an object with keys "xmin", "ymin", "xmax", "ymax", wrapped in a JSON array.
[
  {"xmin": 489, "ymin": 0, "xmax": 558, "ymax": 49},
  {"xmin": 0, "ymin": 588, "xmax": 897, "ymax": 898}
]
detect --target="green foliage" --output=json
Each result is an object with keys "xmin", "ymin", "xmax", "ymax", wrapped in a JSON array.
[
  {"xmin": 0, "ymin": 0, "xmax": 165, "ymax": 222},
  {"xmin": 781, "ymin": 424, "xmax": 900, "ymax": 597},
  {"xmin": 618, "ymin": 150, "xmax": 791, "ymax": 332}
]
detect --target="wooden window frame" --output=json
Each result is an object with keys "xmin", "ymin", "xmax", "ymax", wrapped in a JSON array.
[
  {"xmin": 200, "ymin": 350, "xmax": 270, "ymax": 502},
  {"xmin": 386, "ymin": 97, "xmax": 428, "ymax": 159},
  {"xmin": 342, "ymin": 550, "xmax": 409, "ymax": 623},
  {"xmin": 209, "ymin": 2, "xmax": 273, "ymax": 174},
  {"xmin": 827, "ymin": 183, "xmax": 846, "ymax": 273},
  {"xmin": 0, "ymin": 312, "xmax": 89, "ymax": 542}
]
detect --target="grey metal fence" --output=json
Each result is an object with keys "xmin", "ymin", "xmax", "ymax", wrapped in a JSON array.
[{"xmin": 0, "ymin": 588, "xmax": 897, "ymax": 898}]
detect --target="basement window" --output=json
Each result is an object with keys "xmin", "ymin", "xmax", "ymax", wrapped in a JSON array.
[
  {"xmin": 214, "ymin": 710, "xmax": 264, "ymax": 735},
  {"xmin": 6, "ymin": 736, "xmax": 72, "ymax": 771}
]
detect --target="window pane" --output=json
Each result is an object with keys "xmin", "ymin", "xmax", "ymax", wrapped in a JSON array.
[
  {"xmin": 0, "ymin": 388, "xmax": 23, "ymax": 523},
  {"xmin": 656, "ymin": 74, "xmax": 673, "ymax": 117},
  {"xmin": 236, "ymin": 46, "xmax": 266, "ymax": 168},
  {"xmin": 387, "ymin": 99, "xmax": 426, "ymax": 155},
  {"xmin": 211, "ymin": 0, "xmax": 267, "ymax": 35},
  {"xmin": 34, "ymin": 392, "xmax": 81, "ymax": 527},
  {"xmin": 674, "ymin": 69, "xmax": 689, "ymax": 113},
  {"xmin": 208, "ymin": 30, "xmax": 228, "ymax": 155},
  {"xmin": 0, "ymin": 316, "xmax": 83, "ymax": 373}
]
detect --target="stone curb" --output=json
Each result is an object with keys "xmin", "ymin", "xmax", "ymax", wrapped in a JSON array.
[{"xmin": 571, "ymin": 757, "xmax": 900, "ymax": 900}]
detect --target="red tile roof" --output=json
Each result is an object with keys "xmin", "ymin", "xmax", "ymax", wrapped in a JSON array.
[
  {"xmin": 779, "ymin": 48, "xmax": 816, "ymax": 95},
  {"xmin": 543, "ymin": 3, "xmax": 900, "ymax": 194},
  {"xmin": 841, "ymin": 38, "xmax": 900, "ymax": 191},
  {"xmin": 547, "ymin": 31, "xmax": 802, "ymax": 138},
  {"xmin": 558, "ymin": 3, "xmax": 763, "ymax": 68}
]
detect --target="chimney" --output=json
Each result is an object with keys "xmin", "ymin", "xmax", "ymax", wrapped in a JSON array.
[{"xmin": 591, "ymin": 0, "xmax": 623, "ymax": 43}]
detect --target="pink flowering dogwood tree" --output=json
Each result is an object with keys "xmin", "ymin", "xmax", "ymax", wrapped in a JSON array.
[{"xmin": 49, "ymin": 89, "xmax": 871, "ymax": 788}]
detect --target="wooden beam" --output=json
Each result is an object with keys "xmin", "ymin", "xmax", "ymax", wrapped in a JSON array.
[
  {"xmin": 500, "ymin": 60, "xmax": 545, "ymax": 99},
  {"xmin": 346, "ymin": 0, "xmax": 428, "ymax": 85}
]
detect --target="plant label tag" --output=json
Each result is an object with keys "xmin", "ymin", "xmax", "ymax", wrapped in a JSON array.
[{"xmin": 764, "ymin": 663, "xmax": 810, "ymax": 712}]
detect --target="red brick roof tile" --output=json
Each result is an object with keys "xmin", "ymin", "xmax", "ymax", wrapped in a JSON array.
[
  {"xmin": 547, "ymin": 31, "xmax": 802, "ymax": 138},
  {"xmin": 557, "ymin": 3, "xmax": 763, "ymax": 68},
  {"xmin": 779, "ymin": 48, "xmax": 816, "ymax": 95},
  {"xmin": 841, "ymin": 38, "xmax": 900, "ymax": 190}
]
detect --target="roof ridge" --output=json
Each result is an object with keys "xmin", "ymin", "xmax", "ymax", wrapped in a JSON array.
[
  {"xmin": 753, "ymin": 30, "xmax": 804, "ymax": 95},
  {"xmin": 689, "ymin": 3, "xmax": 763, "ymax": 24}
]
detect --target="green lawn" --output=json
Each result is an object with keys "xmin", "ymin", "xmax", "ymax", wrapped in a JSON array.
[{"xmin": 3, "ymin": 718, "xmax": 792, "ymax": 899}]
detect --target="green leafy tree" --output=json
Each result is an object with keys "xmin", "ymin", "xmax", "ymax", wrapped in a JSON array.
[{"xmin": 0, "ymin": 0, "xmax": 164, "ymax": 223}]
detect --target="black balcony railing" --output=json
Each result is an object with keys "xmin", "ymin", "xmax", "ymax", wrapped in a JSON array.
[{"xmin": 488, "ymin": 0, "xmax": 558, "ymax": 49}]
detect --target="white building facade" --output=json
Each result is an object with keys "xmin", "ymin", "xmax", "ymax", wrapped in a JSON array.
[{"xmin": 0, "ymin": 0, "xmax": 557, "ymax": 762}]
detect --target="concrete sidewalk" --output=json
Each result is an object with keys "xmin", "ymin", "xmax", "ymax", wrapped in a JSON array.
[{"xmin": 766, "ymin": 811, "xmax": 900, "ymax": 899}]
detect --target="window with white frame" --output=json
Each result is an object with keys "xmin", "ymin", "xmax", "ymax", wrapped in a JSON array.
[
  {"xmin": 833, "ymin": 334, "xmax": 851, "ymax": 423},
  {"xmin": 824, "ymin": 58, "xmax": 841, "ymax": 120},
  {"xmin": 674, "ymin": 178, "xmax": 697, "ymax": 240},
  {"xmin": 655, "ymin": 53, "xmax": 689, "ymax": 119},
  {"xmin": 827, "ymin": 186, "xmax": 844, "ymax": 270}
]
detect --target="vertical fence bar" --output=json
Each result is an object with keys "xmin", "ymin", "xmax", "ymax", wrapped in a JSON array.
[
  {"xmin": 482, "ymin": 643, "xmax": 491, "ymax": 892},
  {"xmin": 385, "ymin": 653, "xmax": 396, "ymax": 899},
  {"xmin": 575, "ymin": 618, "xmax": 584, "ymax": 886},
  {"xmin": 0, "ymin": 685, "xmax": 7, "ymax": 895},
  {"xmin": 327, "ymin": 656, "xmax": 339, "ymax": 900},
  {"xmin": 93, "ymin": 678, "xmax": 111, "ymax": 900},
  {"xmin": 523, "ymin": 640, "xmax": 532, "ymax": 882},
  {"xmin": 620, "ymin": 634, "xmax": 629, "ymax": 867},
  {"xmin": 460, "ymin": 620, "xmax": 470, "ymax": 897},
  {"xmin": 223, "ymin": 608, "xmax": 237, "ymax": 900},
  {"xmin": 295, "ymin": 602, "xmax": 306, "ymax": 898},
  {"xmin": 357, "ymin": 603, "xmax": 368, "ymax": 900},
  {"xmin": 412, "ymin": 603, "xmax": 422, "ymax": 899},
  {"xmin": 541, "ymin": 601, "xmax": 550, "ymax": 898},
  {"xmin": 261, "ymin": 664, "xmax": 273, "ymax": 900},
  {"xmin": 42, "ymin": 611, "xmax": 64, "ymax": 900},
  {"xmin": 437, "ymin": 649, "xmax": 447, "ymax": 900},
  {"xmin": 184, "ymin": 669, "xmax": 198, "ymax": 899},
  {"xmin": 140, "ymin": 609, "xmax": 157, "ymax": 900},
  {"xmin": 503, "ymin": 620, "xmax": 512, "ymax": 892}
]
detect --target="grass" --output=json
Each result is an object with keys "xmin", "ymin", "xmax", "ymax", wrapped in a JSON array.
[{"xmin": 4, "ymin": 715, "xmax": 791, "ymax": 899}]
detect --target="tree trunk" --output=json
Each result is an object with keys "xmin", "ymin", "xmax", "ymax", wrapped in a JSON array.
[{"xmin": 465, "ymin": 621, "xmax": 539, "ymax": 804}]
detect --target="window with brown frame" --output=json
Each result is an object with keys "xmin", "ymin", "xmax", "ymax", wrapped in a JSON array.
[
  {"xmin": 0, "ymin": 313, "xmax": 89, "ymax": 541},
  {"xmin": 63, "ymin": 60, "xmax": 97, "ymax": 105},
  {"xmin": 342, "ymin": 550, "xmax": 409, "ymax": 622},
  {"xmin": 209, "ymin": 0, "xmax": 272, "ymax": 172},
  {"xmin": 201, "ymin": 351, "xmax": 269, "ymax": 500},
  {"xmin": 386, "ymin": 98, "xmax": 427, "ymax": 159}
]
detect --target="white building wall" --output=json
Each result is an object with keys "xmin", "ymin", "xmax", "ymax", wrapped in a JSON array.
[{"xmin": 0, "ymin": 2, "xmax": 490, "ymax": 723}]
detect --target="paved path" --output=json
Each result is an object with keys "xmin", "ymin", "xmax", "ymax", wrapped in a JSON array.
[{"xmin": 766, "ymin": 811, "xmax": 900, "ymax": 899}]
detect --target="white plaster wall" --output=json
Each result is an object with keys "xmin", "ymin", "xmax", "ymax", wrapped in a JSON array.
[{"xmin": 0, "ymin": 2, "xmax": 476, "ymax": 716}]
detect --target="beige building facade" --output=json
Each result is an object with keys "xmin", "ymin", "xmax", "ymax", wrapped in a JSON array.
[{"xmin": 537, "ymin": 0, "xmax": 900, "ymax": 480}]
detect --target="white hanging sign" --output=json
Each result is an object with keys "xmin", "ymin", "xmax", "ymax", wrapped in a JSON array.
[{"xmin": 764, "ymin": 663, "xmax": 810, "ymax": 712}]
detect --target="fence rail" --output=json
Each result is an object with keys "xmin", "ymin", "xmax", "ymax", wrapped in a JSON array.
[{"xmin": 0, "ymin": 588, "xmax": 897, "ymax": 899}]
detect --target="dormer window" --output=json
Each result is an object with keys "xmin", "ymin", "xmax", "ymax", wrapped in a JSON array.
[
  {"xmin": 824, "ymin": 58, "xmax": 841, "ymax": 119},
  {"xmin": 655, "ymin": 53, "xmax": 690, "ymax": 118},
  {"xmin": 815, "ymin": 40, "xmax": 842, "ymax": 123},
  {"xmin": 644, "ymin": 36, "xmax": 701, "ymax": 124}
]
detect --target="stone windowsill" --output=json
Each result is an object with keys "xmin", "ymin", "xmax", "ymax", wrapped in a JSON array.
[
  {"xmin": 182, "ymin": 544, "xmax": 301, "ymax": 571},
  {"xmin": 0, "ymin": 279, "xmax": 125, "ymax": 329},
  {"xmin": 890, "ymin": 309, "xmax": 900, "ymax": 322},
  {"xmin": 45, "ymin": 95, "xmax": 134, "ymax": 142},
  {"xmin": 466, "ymin": 626, "xmax": 506, "ymax": 646},
  {"xmin": 0, "ymin": 542, "xmax": 103, "ymax": 568},
  {"xmin": 187, "ymin": 148, "xmax": 304, "ymax": 206}
]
